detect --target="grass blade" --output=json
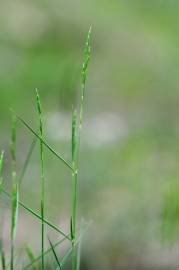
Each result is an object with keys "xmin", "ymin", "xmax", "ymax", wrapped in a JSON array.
[
  {"xmin": 0, "ymin": 151, "xmax": 4, "ymax": 176},
  {"xmin": 1, "ymin": 188, "xmax": 70, "ymax": 240},
  {"xmin": 10, "ymin": 182, "xmax": 19, "ymax": 270},
  {"xmin": 48, "ymin": 236, "xmax": 62, "ymax": 269},
  {"xmin": 11, "ymin": 110, "xmax": 73, "ymax": 170},
  {"xmin": 18, "ymin": 136, "xmax": 37, "ymax": 186},
  {"xmin": 0, "ymin": 151, "xmax": 4, "ymax": 192},
  {"xmin": 36, "ymin": 89, "xmax": 45, "ymax": 270},
  {"xmin": 1, "ymin": 250, "xmax": 6, "ymax": 270},
  {"xmin": 10, "ymin": 115, "xmax": 18, "ymax": 270},
  {"xmin": 25, "ymin": 245, "xmax": 37, "ymax": 270},
  {"xmin": 61, "ymin": 221, "xmax": 91, "ymax": 269},
  {"xmin": 22, "ymin": 235, "xmax": 69, "ymax": 270}
]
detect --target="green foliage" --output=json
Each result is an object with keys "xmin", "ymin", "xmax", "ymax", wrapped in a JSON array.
[{"xmin": 0, "ymin": 28, "xmax": 91, "ymax": 270}]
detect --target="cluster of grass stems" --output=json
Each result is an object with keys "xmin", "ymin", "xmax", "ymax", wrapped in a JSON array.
[{"xmin": 0, "ymin": 28, "xmax": 91, "ymax": 270}]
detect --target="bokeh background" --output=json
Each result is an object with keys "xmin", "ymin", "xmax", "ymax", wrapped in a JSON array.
[{"xmin": 1, "ymin": 1, "xmax": 179, "ymax": 269}]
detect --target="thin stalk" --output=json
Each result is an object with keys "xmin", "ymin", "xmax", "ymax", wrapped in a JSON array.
[
  {"xmin": 71, "ymin": 110, "xmax": 77, "ymax": 270},
  {"xmin": 36, "ymin": 89, "xmax": 45, "ymax": 270},
  {"xmin": 0, "ymin": 152, "xmax": 5, "ymax": 270},
  {"xmin": 10, "ymin": 115, "xmax": 18, "ymax": 270},
  {"xmin": 0, "ymin": 151, "xmax": 4, "ymax": 189},
  {"xmin": 71, "ymin": 27, "xmax": 92, "ymax": 270}
]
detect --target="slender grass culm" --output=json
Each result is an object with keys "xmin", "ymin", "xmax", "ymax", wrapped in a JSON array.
[
  {"xmin": 10, "ymin": 115, "xmax": 19, "ymax": 270},
  {"xmin": 36, "ymin": 89, "xmax": 45, "ymax": 270},
  {"xmin": 71, "ymin": 27, "xmax": 92, "ymax": 270},
  {"xmin": 0, "ymin": 151, "xmax": 6, "ymax": 270}
]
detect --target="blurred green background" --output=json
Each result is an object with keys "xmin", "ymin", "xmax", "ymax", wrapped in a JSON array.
[{"xmin": 1, "ymin": 1, "xmax": 179, "ymax": 269}]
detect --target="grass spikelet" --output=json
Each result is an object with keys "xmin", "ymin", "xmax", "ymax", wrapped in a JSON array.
[
  {"xmin": 80, "ymin": 26, "xmax": 92, "ymax": 129},
  {"xmin": 36, "ymin": 89, "xmax": 45, "ymax": 270}
]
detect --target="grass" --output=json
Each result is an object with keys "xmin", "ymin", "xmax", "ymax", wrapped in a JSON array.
[
  {"xmin": 0, "ymin": 28, "xmax": 92, "ymax": 270},
  {"xmin": 36, "ymin": 89, "xmax": 45, "ymax": 270}
]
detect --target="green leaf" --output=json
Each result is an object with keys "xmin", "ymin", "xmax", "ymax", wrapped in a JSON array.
[
  {"xmin": 1, "ymin": 188, "xmax": 70, "ymax": 240},
  {"xmin": 48, "ymin": 237, "xmax": 61, "ymax": 269},
  {"xmin": 25, "ymin": 245, "xmax": 37, "ymax": 270},
  {"xmin": 1, "ymin": 250, "xmax": 6, "ymax": 270},
  {"xmin": 22, "ymin": 236, "xmax": 68, "ymax": 270}
]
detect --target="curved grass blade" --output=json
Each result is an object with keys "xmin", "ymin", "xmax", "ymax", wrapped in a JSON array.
[{"xmin": 48, "ymin": 236, "xmax": 61, "ymax": 269}]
